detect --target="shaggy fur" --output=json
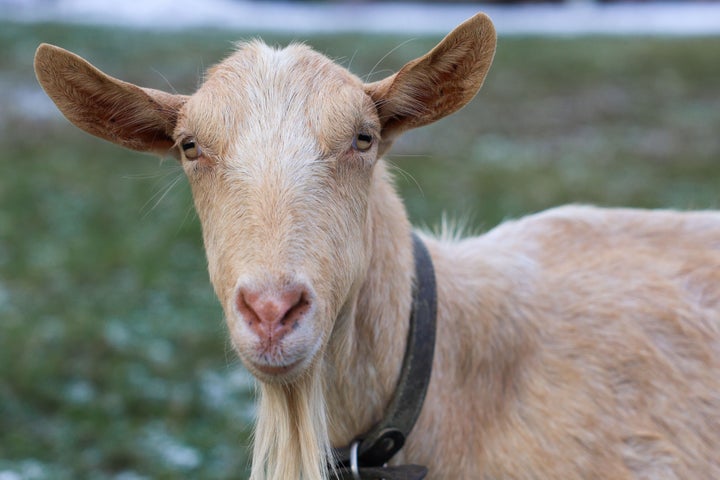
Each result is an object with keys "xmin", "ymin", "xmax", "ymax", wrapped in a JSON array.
[{"xmin": 35, "ymin": 13, "xmax": 720, "ymax": 480}]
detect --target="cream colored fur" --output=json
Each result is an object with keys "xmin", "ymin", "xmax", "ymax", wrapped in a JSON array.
[{"xmin": 34, "ymin": 13, "xmax": 720, "ymax": 480}]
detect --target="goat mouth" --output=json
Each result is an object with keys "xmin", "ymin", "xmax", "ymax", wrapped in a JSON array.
[
  {"xmin": 233, "ymin": 329, "xmax": 324, "ymax": 383},
  {"xmin": 251, "ymin": 359, "xmax": 303, "ymax": 378}
]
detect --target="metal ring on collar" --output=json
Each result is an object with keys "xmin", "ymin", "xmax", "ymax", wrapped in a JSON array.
[{"xmin": 350, "ymin": 440, "xmax": 361, "ymax": 480}]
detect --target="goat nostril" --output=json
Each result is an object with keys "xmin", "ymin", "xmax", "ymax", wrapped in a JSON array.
[
  {"xmin": 236, "ymin": 284, "xmax": 311, "ymax": 338},
  {"xmin": 282, "ymin": 293, "xmax": 310, "ymax": 326}
]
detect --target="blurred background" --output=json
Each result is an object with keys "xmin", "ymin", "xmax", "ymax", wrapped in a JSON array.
[{"xmin": 1, "ymin": 1, "xmax": 719, "ymax": 478}]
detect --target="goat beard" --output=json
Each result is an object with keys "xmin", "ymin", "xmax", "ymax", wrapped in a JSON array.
[{"xmin": 250, "ymin": 364, "xmax": 333, "ymax": 480}]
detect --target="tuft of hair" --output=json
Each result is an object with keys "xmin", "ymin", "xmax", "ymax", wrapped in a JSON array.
[
  {"xmin": 419, "ymin": 212, "xmax": 480, "ymax": 243},
  {"xmin": 251, "ymin": 366, "xmax": 333, "ymax": 480}
]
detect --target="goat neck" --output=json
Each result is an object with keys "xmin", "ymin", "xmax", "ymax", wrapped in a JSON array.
[{"xmin": 324, "ymin": 159, "xmax": 415, "ymax": 449}]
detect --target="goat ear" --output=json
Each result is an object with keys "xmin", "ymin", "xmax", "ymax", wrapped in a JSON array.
[
  {"xmin": 34, "ymin": 43, "xmax": 188, "ymax": 156},
  {"xmin": 365, "ymin": 13, "xmax": 496, "ymax": 153}
]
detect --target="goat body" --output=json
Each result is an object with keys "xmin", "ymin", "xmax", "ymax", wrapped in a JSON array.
[{"xmin": 34, "ymin": 13, "xmax": 720, "ymax": 479}]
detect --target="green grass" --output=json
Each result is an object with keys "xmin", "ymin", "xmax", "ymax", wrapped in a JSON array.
[{"xmin": 1, "ymin": 20, "xmax": 719, "ymax": 479}]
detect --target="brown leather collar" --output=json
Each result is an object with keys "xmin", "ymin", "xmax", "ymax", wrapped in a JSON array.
[{"xmin": 331, "ymin": 232, "xmax": 437, "ymax": 480}]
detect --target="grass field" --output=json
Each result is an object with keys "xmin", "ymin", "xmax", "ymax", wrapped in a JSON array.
[{"xmin": 1, "ymin": 20, "xmax": 719, "ymax": 479}]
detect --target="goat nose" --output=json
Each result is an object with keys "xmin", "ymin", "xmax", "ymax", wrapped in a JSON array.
[{"xmin": 236, "ymin": 283, "xmax": 311, "ymax": 341}]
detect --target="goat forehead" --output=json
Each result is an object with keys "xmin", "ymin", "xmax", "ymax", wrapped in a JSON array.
[{"xmin": 182, "ymin": 42, "xmax": 368, "ymax": 158}]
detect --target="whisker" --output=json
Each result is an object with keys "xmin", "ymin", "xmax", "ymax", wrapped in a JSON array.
[
  {"xmin": 122, "ymin": 167, "xmax": 179, "ymax": 181},
  {"xmin": 365, "ymin": 38, "xmax": 416, "ymax": 83},
  {"xmin": 175, "ymin": 198, "xmax": 199, "ymax": 236},
  {"xmin": 140, "ymin": 172, "xmax": 185, "ymax": 218},
  {"xmin": 344, "ymin": 49, "xmax": 359, "ymax": 73},
  {"xmin": 386, "ymin": 159, "xmax": 425, "ymax": 198},
  {"xmin": 152, "ymin": 68, "xmax": 179, "ymax": 94}
]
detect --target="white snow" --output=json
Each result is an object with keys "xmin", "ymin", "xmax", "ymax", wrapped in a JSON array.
[{"xmin": 3, "ymin": 0, "xmax": 720, "ymax": 36}]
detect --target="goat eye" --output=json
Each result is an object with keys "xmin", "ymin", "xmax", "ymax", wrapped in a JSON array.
[
  {"xmin": 181, "ymin": 140, "xmax": 201, "ymax": 160},
  {"xmin": 352, "ymin": 133, "xmax": 373, "ymax": 152}
]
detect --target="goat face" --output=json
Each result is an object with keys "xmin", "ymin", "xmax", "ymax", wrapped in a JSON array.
[{"xmin": 178, "ymin": 43, "xmax": 380, "ymax": 383}]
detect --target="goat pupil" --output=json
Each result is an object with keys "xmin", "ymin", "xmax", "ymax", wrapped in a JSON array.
[
  {"xmin": 181, "ymin": 140, "xmax": 201, "ymax": 160},
  {"xmin": 354, "ymin": 133, "xmax": 372, "ymax": 151}
]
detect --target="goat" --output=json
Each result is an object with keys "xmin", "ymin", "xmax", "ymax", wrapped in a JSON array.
[{"xmin": 34, "ymin": 12, "xmax": 720, "ymax": 480}]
